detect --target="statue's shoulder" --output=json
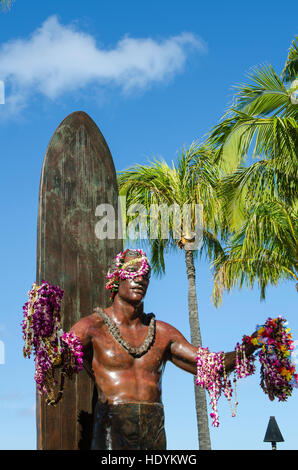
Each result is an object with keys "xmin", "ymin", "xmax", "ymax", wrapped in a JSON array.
[
  {"xmin": 92, "ymin": 306, "xmax": 107, "ymax": 325},
  {"xmin": 70, "ymin": 311, "xmax": 102, "ymax": 338},
  {"xmin": 155, "ymin": 319, "xmax": 175, "ymax": 333},
  {"xmin": 155, "ymin": 319, "xmax": 184, "ymax": 339}
]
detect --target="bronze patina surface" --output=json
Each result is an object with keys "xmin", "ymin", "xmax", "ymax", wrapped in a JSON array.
[{"xmin": 36, "ymin": 111, "xmax": 122, "ymax": 449}]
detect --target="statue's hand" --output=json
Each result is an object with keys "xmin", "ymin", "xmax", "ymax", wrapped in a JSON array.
[
  {"xmin": 242, "ymin": 330, "xmax": 261, "ymax": 353},
  {"xmin": 251, "ymin": 329, "xmax": 261, "ymax": 344}
]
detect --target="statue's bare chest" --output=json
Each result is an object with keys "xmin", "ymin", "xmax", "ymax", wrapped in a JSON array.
[{"xmin": 91, "ymin": 319, "xmax": 168, "ymax": 372}]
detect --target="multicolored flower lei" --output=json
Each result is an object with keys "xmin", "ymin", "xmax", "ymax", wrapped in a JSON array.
[
  {"xmin": 105, "ymin": 249, "xmax": 150, "ymax": 299},
  {"xmin": 22, "ymin": 281, "xmax": 84, "ymax": 405},
  {"xmin": 243, "ymin": 316, "xmax": 298, "ymax": 402},
  {"xmin": 196, "ymin": 316, "xmax": 298, "ymax": 428}
]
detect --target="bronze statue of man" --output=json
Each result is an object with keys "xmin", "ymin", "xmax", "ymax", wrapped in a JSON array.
[{"xmin": 70, "ymin": 249, "xmax": 258, "ymax": 450}]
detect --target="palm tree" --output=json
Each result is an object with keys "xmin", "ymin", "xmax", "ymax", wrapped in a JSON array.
[
  {"xmin": 207, "ymin": 37, "xmax": 298, "ymax": 306},
  {"xmin": 117, "ymin": 142, "xmax": 225, "ymax": 450}
]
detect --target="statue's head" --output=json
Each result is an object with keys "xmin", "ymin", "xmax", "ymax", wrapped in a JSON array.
[{"xmin": 106, "ymin": 249, "xmax": 151, "ymax": 302}]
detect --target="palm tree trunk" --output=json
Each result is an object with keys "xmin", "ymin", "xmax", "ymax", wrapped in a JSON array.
[{"xmin": 184, "ymin": 249, "xmax": 211, "ymax": 450}]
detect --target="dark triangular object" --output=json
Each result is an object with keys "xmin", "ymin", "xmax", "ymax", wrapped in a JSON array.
[{"xmin": 263, "ymin": 416, "xmax": 284, "ymax": 443}]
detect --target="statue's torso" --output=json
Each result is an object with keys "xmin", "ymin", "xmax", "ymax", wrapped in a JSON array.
[{"xmin": 88, "ymin": 311, "xmax": 171, "ymax": 404}]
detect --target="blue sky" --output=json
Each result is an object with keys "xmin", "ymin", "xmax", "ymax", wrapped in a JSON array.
[{"xmin": 0, "ymin": 0, "xmax": 297, "ymax": 451}]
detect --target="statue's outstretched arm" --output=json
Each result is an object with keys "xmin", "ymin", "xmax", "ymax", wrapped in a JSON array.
[{"xmin": 167, "ymin": 324, "xmax": 259, "ymax": 375}]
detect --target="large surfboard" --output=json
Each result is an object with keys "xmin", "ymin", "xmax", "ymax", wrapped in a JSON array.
[{"xmin": 36, "ymin": 111, "xmax": 123, "ymax": 450}]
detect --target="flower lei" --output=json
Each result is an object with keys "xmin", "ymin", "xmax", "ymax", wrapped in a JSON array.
[
  {"xmin": 196, "ymin": 343, "xmax": 255, "ymax": 427},
  {"xmin": 22, "ymin": 281, "xmax": 84, "ymax": 406},
  {"xmin": 105, "ymin": 249, "xmax": 150, "ymax": 299},
  {"xmin": 196, "ymin": 316, "xmax": 297, "ymax": 427},
  {"xmin": 243, "ymin": 316, "xmax": 298, "ymax": 402}
]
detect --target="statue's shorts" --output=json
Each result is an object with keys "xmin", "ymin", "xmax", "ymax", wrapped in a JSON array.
[{"xmin": 91, "ymin": 402, "xmax": 166, "ymax": 450}]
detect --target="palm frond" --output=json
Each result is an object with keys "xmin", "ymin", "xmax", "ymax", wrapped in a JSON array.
[
  {"xmin": 219, "ymin": 160, "xmax": 297, "ymax": 216},
  {"xmin": 282, "ymin": 35, "xmax": 298, "ymax": 82},
  {"xmin": 211, "ymin": 199, "xmax": 298, "ymax": 306},
  {"xmin": 209, "ymin": 112, "xmax": 298, "ymax": 174},
  {"xmin": 212, "ymin": 254, "xmax": 297, "ymax": 307},
  {"xmin": 232, "ymin": 64, "xmax": 288, "ymax": 116}
]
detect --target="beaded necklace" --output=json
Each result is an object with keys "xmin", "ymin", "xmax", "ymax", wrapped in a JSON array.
[{"xmin": 95, "ymin": 307, "xmax": 156, "ymax": 358}]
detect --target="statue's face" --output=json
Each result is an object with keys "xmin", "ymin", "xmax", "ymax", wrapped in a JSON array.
[{"xmin": 117, "ymin": 256, "xmax": 150, "ymax": 304}]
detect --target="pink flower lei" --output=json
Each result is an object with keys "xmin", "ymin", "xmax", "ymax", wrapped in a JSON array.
[
  {"xmin": 105, "ymin": 249, "xmax": 150, "ymax": 298},
  {"xmin": 22, "ymin": 281, "xmax": 83, "ymax": 405},
  {"xmin": 196, "ymin": 343, "xmax": 254, "ymax": 427}
]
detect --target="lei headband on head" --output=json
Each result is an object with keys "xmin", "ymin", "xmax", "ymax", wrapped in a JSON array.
[{"xmin": 105, "ymin": 249, "xmax": 151, "ymax": 299}]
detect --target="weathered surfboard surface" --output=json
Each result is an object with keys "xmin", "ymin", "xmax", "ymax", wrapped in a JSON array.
[{"xmin": 36, "ymin": 111, "xmax": 123, "ymax": 450}]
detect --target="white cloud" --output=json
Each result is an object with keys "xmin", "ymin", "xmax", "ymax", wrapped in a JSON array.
[{"xmin": 0, "ymin": 15, "xmax": 205, "ymax": 113}]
